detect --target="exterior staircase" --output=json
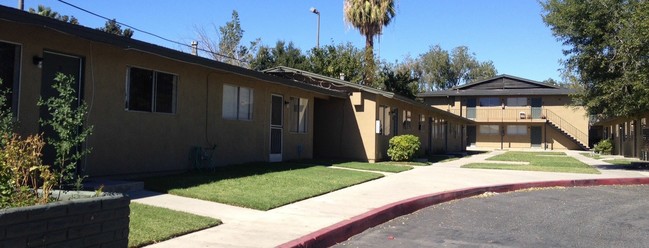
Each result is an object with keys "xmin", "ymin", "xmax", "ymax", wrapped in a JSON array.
[{"xmin": 544, "ymin": 109, "xmax": 589, "ymax": 150}]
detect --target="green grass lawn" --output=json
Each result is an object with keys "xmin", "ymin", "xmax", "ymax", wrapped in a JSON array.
[
  {"xmin": 463, "ymin": 151, "xmax": 600, "ymax": 174},
  {"xmin": 333, "ymin": 161, "xmax": 413, "ymax": 172},
  {"xmin": 129, "ymin": 202, "xmax": 221, "ymax": 248},
  {"xmin": 144, "ymin": 163, "xmax": 383, "ymax": 210}
]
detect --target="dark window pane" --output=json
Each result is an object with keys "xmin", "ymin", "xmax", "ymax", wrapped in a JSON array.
[
  {"xmin": 271, "ymin": 95, "xmax": 282, "ymax": 126},
  {"xmin": 270, "ymin": 128, "xmax": 282, "ymax": 154},
  {"xmin": 128, "ymin": 67, "xmax": 153, "ymax": 111},
  {"xmin": 0, "ymin": 42, "xmax": 18, "ymax": 111},
  {"xmin": 155, "ymin": 72, "xmax": 175, "ymax": 113},
  {"xmin": 479, "ymin": 97, "xmax": 500, "ymax": 107}
]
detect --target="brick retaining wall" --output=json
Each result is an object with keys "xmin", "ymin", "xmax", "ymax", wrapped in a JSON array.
[{"xmin": 0, "ymin": 193, "xmax": 130, "ymax": 247}]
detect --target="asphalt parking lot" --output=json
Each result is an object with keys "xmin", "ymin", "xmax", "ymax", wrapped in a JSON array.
[{"xmin": 334, "ymin": 185, "xmax": 649, "ymax": 248}]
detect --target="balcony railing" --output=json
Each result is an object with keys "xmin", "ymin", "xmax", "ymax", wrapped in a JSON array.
[
  {"xmin": 446, "ymin": 107, "xmax": 542, "ymax": 122},
  {"xmin": 444, "ymin": 107, "xmax": 589, "ymax": 147},
  {"xmin": 544, "ymin": 109, "xmax": 589, "ymax": 146}
]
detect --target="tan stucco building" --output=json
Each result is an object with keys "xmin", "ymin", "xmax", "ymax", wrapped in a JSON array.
[
  {"xmin": 266, "ymin": 67, "xmax": 472, "ymax": 162},
  {"xmin": 594, "ymin": 113, "xmax": 649, "ymax": 160},
  {"xmin": 0, "ymin": 6, "xmax": 471, "ymax": 177},
  {"xmin": 419, "ymin": 75, "xmax": 590, "ymax": 151}
]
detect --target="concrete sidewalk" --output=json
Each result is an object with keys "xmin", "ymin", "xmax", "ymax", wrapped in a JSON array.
[{"xmin": 131, "ymin": 150, "xmax": 648, "ymax": 248}]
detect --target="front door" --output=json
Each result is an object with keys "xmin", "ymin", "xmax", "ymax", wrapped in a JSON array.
[
  {"xmin": 531, "ymin": 126, "xmax": 542, "ymax": 148},
  {"xmin": 466, "ymin": 98, "xmax": 476, "ymax": 119},
  {"xmin": 467, "ymin": 125, "xmax": 477, "ymax": 147},
  {"xmin": 270, "ymin": 94, "xmax": 283, "ymax": 162},
  {"xmin": 531, "ymin": 98, "xmax": 542, "ymax": 119},
  {"xmin": 40, "ymin": 51, "xmax": 83, "ymax": 168}
]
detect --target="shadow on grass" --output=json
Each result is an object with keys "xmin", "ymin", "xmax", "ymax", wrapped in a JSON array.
[
  {"xmin": 143, "ymin": 162, "xmax": 320, "ymax": 192},
  {"xmin": 595, "ymin": 161, "xmax": 649, "ymax": 171},
  {"xmin": 428, "ymin": 150, "xmax": 487, "ymax": 163}
]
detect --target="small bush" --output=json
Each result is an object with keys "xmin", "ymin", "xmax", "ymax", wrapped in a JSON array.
[
  {"xmin": 0, "ymin": 134, "xmax": 56, "ymax": 208},
  {"xmin": 593, "ymin": 139, "xmax": 613, "ymax": 155},
  {"xmin": 387, "ymin": 135, "xmax": 421, "ymax": 161}
]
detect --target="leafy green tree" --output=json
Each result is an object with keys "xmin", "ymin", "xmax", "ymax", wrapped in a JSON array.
[
  {"xmin": 542, "ymin": 0, "xmax": 649, "ymax": 118},
  {"xmin": 377, "ymin": 64, "xmax": 419, "ymax": 99},
  {"xmin": 28, "ymin": 5, "xmax": 79, "ymax": 24},
  {"xmin": 98, "ymin": 19, "xmax": 134, "ymax": 38},
  {"xmin": 306, "ymin": 42, "xmax": 364, "ymax": 84},
  {"xmin": 250, "ymin": 41, "xmax": 365, "ymax": 85},
  {"xmin": 343, "ymin": 0, "xmax": 396, "ymax": 86},
  {"xmin": 542, "ymin": 78, "xmax": 561, "ymax": 86},
  {"xmin": 419, "ymin": 45, "xmax": 497, "ymax": 89},
  {"xmin": 249, "ymin": 40, "xmax": 308, "ymax": 71}
]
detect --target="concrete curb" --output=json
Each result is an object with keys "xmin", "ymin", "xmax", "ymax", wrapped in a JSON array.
[{"xmin": 278, "ymin": 177, "xmax": 649, "ymax": 248}]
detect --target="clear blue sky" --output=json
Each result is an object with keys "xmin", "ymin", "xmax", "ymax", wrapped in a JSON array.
[{"xmin": 1, "ymin": 0, "xmax": 566, "ymax": 82}]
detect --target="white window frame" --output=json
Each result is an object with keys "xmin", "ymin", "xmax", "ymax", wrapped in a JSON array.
[
  {"xmin": 222, "ymin": 84, "xmax": 254, "ymax": 120},
  {"xmin": 402, "ymin": 110, "xmax": 412, "ymax": 130},
  {"xmin": 290, "ymin": 97, "xmax": 308, "ymax": 133}
]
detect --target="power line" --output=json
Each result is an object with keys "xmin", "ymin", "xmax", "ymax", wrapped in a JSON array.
[{"xmin": 56, "ymin": 0, "xmax": 245, "ymax": 64}]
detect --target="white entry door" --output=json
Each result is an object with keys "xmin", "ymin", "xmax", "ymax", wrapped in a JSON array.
[{"xmin": 270, "ymin": 94, "xmax": 283, "ymax": 162}]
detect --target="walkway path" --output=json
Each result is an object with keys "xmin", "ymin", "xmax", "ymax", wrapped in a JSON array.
[{"xmin": 131, "ymin": 150, "xmax": 648, "ymax": 248}]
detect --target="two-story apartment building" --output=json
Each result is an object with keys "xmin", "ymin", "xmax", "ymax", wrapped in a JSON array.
[{"xmin": 419, "ymin": 75, "xmax": 589, "ymax": 151}]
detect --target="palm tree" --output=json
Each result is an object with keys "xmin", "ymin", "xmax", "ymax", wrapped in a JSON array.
[{"xmin": 343, "ymin": 0, "xmax": 396, "ymax": 86}]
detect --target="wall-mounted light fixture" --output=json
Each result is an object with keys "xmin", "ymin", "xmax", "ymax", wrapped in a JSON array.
[{"xmin": 32, "ymin": 56, "xmax": 43, "ymax": 68}]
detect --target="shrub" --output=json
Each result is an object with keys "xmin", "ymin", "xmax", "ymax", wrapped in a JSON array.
[
  {"xmin": 387, "ymin": 135, "xmax": 421, "ymax": 161},
  {"xmin": 0, "ymin": 134, "xmax": 56, "ymax": 208},
  {"xmin": 593, "ymin": 139, "xmax": 613, "ymax": 155}
]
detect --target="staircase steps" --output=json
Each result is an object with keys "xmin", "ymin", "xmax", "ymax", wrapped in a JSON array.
[{"xmin": 546, "ymin": 120, "xmax": 589, "ymax": 150}]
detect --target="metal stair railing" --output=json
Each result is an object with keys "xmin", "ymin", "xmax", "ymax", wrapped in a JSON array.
[{"xmin": 544, "ymin": 109, "xmax": 589, "ymax": 147}]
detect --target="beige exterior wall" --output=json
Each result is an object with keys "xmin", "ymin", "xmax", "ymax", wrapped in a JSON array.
[
  {"xmin": 472, "ymin": 123, "xmax": 579, "ymax": 150},
  {"xmin": 600, "ymin": 113, "xmax": 649, "ymax": 159},
  {"xmin": 2, "ymin": 20, "xmax": 326, "ymax": 177},
  {"xmin": 315, "ymin": 92, "xmax": 468, "ymax": 162},
  {"xmin": 426, "ymin": 94, "xmax": 589, "ymax": 150}
]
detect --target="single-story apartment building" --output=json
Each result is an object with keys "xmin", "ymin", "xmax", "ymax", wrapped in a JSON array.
[
  {"xmin": 265, "ymin": 66, "xmax": 473, "ymax": 162},
  {"xmin": 0, "ymin": 6, "xmax": 471, "ymax": 177},
  {"xmin": 593, "ymin": 113, "xmax": 649, "ymax": 160}
]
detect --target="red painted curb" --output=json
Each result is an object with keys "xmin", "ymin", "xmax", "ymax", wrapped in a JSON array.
[{"xmin": 278, "ymin": 177, "xmax": 649, "ymax": 248}]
